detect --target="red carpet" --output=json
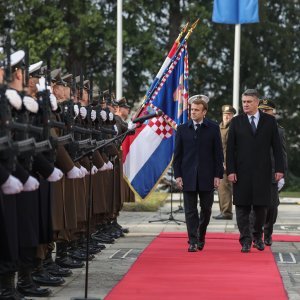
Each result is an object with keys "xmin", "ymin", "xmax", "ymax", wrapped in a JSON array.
[
  {"xmin": 105, "ymin": 232, "xmax": 292, "ymax": 300},
  {"xmin": 160, "ymin": 232, "xmax": 300, "ymax": 242}
]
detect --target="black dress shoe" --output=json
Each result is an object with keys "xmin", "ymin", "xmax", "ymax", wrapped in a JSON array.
[
  {"xmin": 44, "ymin": 261, "xmax": 72, "ymax": 277},
  {"xmin": 241, "ymin": 243, "xmax": 251, "ymax": 253},
  {"xmin": 55, "ymin": 256, "xmax": 84, "ymax": 269},
  {"xmin": 91, "ymin": 233, "xmax": 115, "ymax": 244},
  {"xmin": 69, "ymin": 249, "xmax": 95, "ymax": 261},
  {"xmin": 78, "ymin": 245, "xmax": 102, "ymax": 254},
  {"xmin": 212, "ymin": 214, "xmax": 233, "ymax": 220},
  {"xmin": 188, "ymin": 244, "xmax": 198, "ymax": 252},
  {"xmin": 264, "ymin": 236, "xmax": 273, "ymax": 246},
  {"xmin": 0, "ymin": 288, "xmax": 28, "ymax": 300},
  {"xmin": 80, "ymin": 239, "xmax": 106, "ymax": 250},
  {"xmin": 197, "ymin": 241, "xmax": 205, "ymax": 251},
  {"xmin": 112, "ymin": 221, "xmax": 130, "ymax": 233},
  {"xmin": 32, "ymin": 270, "xmax": 65, "ymax": 287},
  {"xmin": 253, "ymin": 240, "xmax": 265, "ymax": 251},
  {"xmin": 122, "ymin": 228, "xmax": 129, "ymax": 233},
  {"xmin": 17, "ymin": 283, "xmax": 51, "ymax": 297}
]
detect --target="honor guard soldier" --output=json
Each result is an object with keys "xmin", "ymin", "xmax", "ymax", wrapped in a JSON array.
[
  {"xmin": 50, "ymin": 69, "xmax": 86, "ymax": 269},
  {"xmin": 3, "ymin": 50, "xmax": 52, "ymax": 298}
]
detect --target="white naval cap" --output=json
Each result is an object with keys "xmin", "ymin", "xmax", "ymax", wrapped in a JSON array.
[
  {"xmin": 10, "ymin": 50, "xmax": 25, "ymax": 68},
  {"xmin": 188, "ymin": 94, "xmax": 209, "ymax": 104},
  {"xmin": 29, "ymin": 60, "xmax": 43, "ymax": 75}
]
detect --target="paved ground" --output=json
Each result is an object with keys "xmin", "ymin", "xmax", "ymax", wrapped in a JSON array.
[{"xmin": 36, "ymin": 194, "xmax": 300, "ymax": 300}]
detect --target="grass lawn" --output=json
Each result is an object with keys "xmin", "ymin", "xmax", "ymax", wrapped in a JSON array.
[
  {"xmin": 122, "ymin": 192, "xmax": 169, "ymax": 212},
  {"xmin": 280, "ymin": 191, "xmax": 300, "ymax": 198}
]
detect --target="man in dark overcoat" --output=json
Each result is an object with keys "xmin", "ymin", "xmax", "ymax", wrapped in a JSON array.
[
  {"xmin": 173, "ymin": 95, "xmax": 224, "ymax": 252},
  {"xmin": 226, "ymin": 89, "xmax": 284, "ymax": 253}
]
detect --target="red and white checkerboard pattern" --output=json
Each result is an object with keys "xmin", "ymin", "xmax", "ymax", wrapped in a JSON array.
[{"xmin": 149, "ymin": 116, "xmax": 173, "ymax": 139}]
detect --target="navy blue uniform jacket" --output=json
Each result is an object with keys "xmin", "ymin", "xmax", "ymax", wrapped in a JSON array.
[{"xmin": 173, "ymin": 119, "xmax": 224, "ymax": 191}]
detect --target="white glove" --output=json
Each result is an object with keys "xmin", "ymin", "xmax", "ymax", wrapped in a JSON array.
[
  {"xmin": 5, "ymin": 89, "xmax": 23, "ymax": 110},
  {"xmin": 278, "ymin": 178, "xmax": 285, "ymax": 191},
  {"xmin": 1, "ymin": 175, "xmax": 23, "ymax": 194},
  {"xmin": 73, "ymin": 104, "xmax": 79, "ymax": 117},
  {"xmin": 108, "ymin": 112, "xmax": 114, "ymax": 121},
  {"xmin": 99, "ymin": 163, "xmax": 108, "ymax": 172},
  {"xmin": 128, "ymin": 121, "xmax": 136, "ymax": 130},
  {"xmin": 100, "ymin": 110, "xmax": 107, "ymax": 121},
  {"xmin": 47, "ymin": 167, "xmax": 63, "ymax": 182},
  {"xmin": 49, "ymin": 93, "xmax": 58, "ymax": 111},
  {"xmin": 90, "ymin": 165, "xmax": 98, "ymax": 175},
  {"xmin": 80, "ymin": 107, "xmax": 87, "ymax": 119},
  {"xmin": 23, "ymin": 96, "xmax": 39, "ymax": 113},
  {"xmin": 67, "ymin": 166, "xmax": 82, "ymax": 179},
  {"xmin": 36, "ymin": 76, "xmax": 47, "ymax": 92},
  {"xmin": 107, "ymin": 161, "xmax": 114, "ymax": 170},
  {"xmin": 80, "ymin": 166, "xmax": 89, "ymax": 176},
  {"xmin": 91, "ymin": 110, "xmax": 96, "ymax": 121},
  {"xmin": 23, "ymin": 176, "xmax": 40, "ymax": 192},
  {"xmin": 114, "ymin": 125, "xmax": 118, "ymax": 135}
]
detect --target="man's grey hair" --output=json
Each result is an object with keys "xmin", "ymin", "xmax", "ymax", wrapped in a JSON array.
[{"xmin": 242, "ymin": 89, "xmax": 259, "ymax": 98}]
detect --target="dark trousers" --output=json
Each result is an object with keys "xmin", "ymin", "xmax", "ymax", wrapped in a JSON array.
[
  {"xmin": 264, "ymin": 184, "xmax": 279, "ymax": 238},
  {"xmin": 236, "ymin": 205, "xmax": 267, "ymax": 245},
  {"xmin": 19, "ymin": 246, "xmax": 36, "ymax": 271},
  {"xmin": 249, "ymin": 184, "xmax": 279, "ymax": 239},
  {"xmin": 264, "ymin": 205, "xmax": 278, "ymax": 238},
  {"xmin": 183, "ymin": 190, "xmax": 214, "ymax": 244}
]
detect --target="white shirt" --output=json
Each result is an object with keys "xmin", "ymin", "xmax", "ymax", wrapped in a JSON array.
[
  {"xmin": 247, "ymin": 111, "xmax": 260, "ymax": 128},
  {"xmin": 193, "ymin": 120, "xmax": 203, "ymax": 130}
]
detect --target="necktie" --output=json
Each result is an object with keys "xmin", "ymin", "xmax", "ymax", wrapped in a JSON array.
[
  {"xmin": 250, "ymin": 116, "xmax": 256, "ymax": 134},
  {"xmin": 195, "ymin": 123, "xmax": 201, "ymax": 131}
]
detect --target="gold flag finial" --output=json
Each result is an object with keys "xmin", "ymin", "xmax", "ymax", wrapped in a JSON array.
[
  {"xmin": 181, "ymin": 22, "xmax": 190, "ymax": 34},
  {"xmin": 185, "ymin": 19, "xmax": 200, "ymax": 40},
  {"xmin": 176, "ymin": 22, "xmax": 189, "ymax": 43}
]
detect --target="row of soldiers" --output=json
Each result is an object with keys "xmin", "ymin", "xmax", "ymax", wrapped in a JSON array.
[{"xmin": 0, "ymin": 49, "xmax": 135, "ymax": 299}]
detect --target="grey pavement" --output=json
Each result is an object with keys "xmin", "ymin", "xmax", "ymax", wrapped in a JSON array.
[{"xmin": 36, "ymin": 194, "xmax": 300, "ymax": 300}]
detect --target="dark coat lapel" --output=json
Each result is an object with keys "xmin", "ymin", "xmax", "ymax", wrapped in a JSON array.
[
  {"xmin": 187, "ymin": 119, "xmax": 194, "ymax": 130},
  {"xmin": 256, "ymin": 111, "xmax": 266, "ymax": 133},
  {"xmin": 242, "ymin": 114, "xmax": 254, "ymax": 136}
]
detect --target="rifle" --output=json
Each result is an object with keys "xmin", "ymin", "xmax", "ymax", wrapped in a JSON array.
[
  {"xmin": 35, "ymin": 51, "xmax": 72, "ymax": 150},
  {"xmin": 79, "ymin": 66, "xmax": 84, "ymax": 101},
  {"xmin": 74, "ymin": 127, "xmax": 133, "ymax": 163},
  {"xmin": 3, "ymin": 18, "xmax": 12, "ymax": 84},
  {"xmin": 24, "ymin": 46, "xmax": 29, "ymax": 89}
]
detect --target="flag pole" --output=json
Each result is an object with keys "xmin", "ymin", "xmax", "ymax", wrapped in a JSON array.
[
  {"xmin": 116, "ymin": 0, "xmax": 123, "ymax": 100},
  {"xmin": 139, "ymin": 20, "xmax": 198, "ymax": 107},
  {"xmin": 133, "ymin": 22, "xmax": 191, "ymax": 118},
  {"xmin": 233, "ymin": 24, "xmax": 241, "ymax": 113},
  {"xmin": 184, "ymin": 18, "xmax": 199, "ymax": 40}
]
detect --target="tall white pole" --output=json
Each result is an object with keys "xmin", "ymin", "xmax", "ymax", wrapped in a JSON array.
[
  {"xmin": 116, "ymin": 0, "xmax": 123, "ymax": 100},
  {"xmin": 233, "ymin": 24, "xmax": 241, "ymax": 113}
]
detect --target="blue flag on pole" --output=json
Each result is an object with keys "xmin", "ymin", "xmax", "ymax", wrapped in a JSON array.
[{"xmin": 212, "ymin": 0, "xmax": 259, "ymax": 24}]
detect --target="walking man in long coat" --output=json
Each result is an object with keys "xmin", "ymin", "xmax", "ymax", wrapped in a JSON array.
[
  {"xmin": 226, "ymin": 89, "xmax": 284, "ymax": 253},
  {"xmin": 174, "ymin": 95, "xmax": 224, "ymax": 252}
]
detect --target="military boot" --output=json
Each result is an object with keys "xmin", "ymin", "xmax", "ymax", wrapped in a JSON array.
[
  {"xmin": 31, "ymin": 259, "xmax": 65, "ymax": 287},
  {"xmin": 16, "ymin": 269, "xmax": 51, "ymax": 297},
  {"xmin": 55, "ymin": 242, "xmax": 84, "ymax": 269},
  {"xmin": 0, "ymin": 272, "xmax": 27, "ymax": 300}
]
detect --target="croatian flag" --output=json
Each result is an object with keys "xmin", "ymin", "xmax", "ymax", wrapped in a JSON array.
[
  {"xmin": 147, "ymin": 39, "xmax": 180, "ymax": 97},
  {"xmin": 212, "ymin": 0, "xmax": 259, "ymax": 24},
  {"xmin": 123, "ymin": 42, "xmax": 189, "ymax": 199}
]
